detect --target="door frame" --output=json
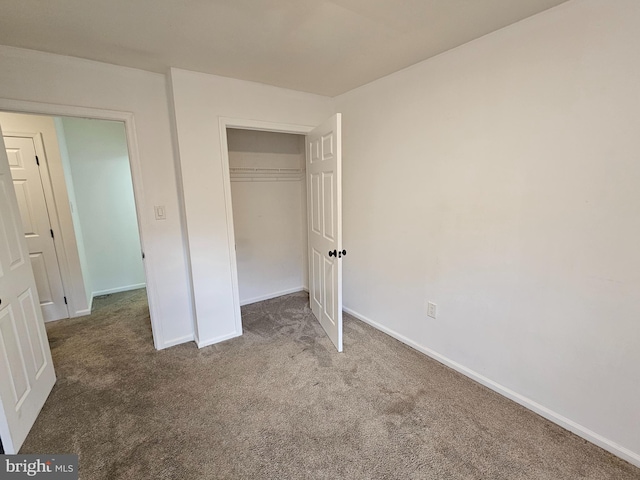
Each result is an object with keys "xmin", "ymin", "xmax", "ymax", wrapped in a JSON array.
[
  {"xmin": 0, "ymin": 98, "xmax": 164, "ymax": 349},
  {"xmin": 218, "ymin": 117, "xmax": 314, "ymax": 336}
]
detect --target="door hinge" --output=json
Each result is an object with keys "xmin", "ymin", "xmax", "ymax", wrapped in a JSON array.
[
  {"xmin": 64, "ymin": 296, "xmax": 67, "ymax": 305},
  {"xmin": 50, "ymin": 229, "xmax": 54, "ymax": 239},
  {"xmin": 35, "ymin": 155, "xmax": 40, "ymax": 166},
  {"xmin": 142, "ymin": 252, "xmax": 145, "ymax": 259}
]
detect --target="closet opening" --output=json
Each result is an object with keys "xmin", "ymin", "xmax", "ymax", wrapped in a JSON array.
[
  {"xmin": 219, "ymin": 115, "xmax": 343, "ymax": 351},
  {"xmin": 225, "ymin": 127, "xmax": 309, "ymax": 311}
]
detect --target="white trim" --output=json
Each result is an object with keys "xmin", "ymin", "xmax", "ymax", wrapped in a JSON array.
[
  {"xmin": 215, "ymin": 117, "xmax": 314, "ymax": 348},
  {"xmin": 240, "ymin": 287, "xmax": 306, "ymax": 306},
  {"xmin": 343, "ymin": 306, "xmax": 640, "ymax": 468},
  {"xmin": 220, "ymin": 117, "xmax": 315, "ymax": 135},
  {"xmin": 72, "ymin": 292, "xmax": 95, "ymax": 318},
  {"xmin": 88, "ymin": 293, "xmax": 94, "ymax": 312},
  {"xmin": 0, "ymin": 98, "xmax": 165, "ymax": 349},
  {"xmin": 218, "ymin": 118, "xmax": 242, "ymax": 342},
  {"xmin": 91, "ymin": 283, "xmax": 146, "ymax": 298},
  {"xmin": 165, "ymin": 74, "xmax": 198, "ymax": 349},
  {"xmin": 197, "ymin": 331, "xmax": 241, "ymax": 349}
]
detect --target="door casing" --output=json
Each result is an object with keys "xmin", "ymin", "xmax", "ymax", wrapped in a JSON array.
[
  {"xmin": 218, "ymin": 117, "xmax": 315, "ymax": 342},
  {"xmin": 0, "ymin": 98, "xmax": 164, "ymax": 349}
]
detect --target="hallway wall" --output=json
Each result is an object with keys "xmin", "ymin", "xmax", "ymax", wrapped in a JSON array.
[{"xmin": 58, "ymin": 117, "xmax": 145, "ymax": 297}]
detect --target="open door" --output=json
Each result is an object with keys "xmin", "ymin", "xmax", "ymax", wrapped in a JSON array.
[
  {"xmin": 306, "ymin": 114, "xmax": 343, "ymax": 352},
  {"xmin": 0, "ymin": 127, "xmax": 56, "ymax": 453}
]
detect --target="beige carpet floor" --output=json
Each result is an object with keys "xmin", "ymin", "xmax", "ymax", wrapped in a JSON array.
[{"xmin": 22, "ymin": 289, "xmax": 639, "ymax": 479}]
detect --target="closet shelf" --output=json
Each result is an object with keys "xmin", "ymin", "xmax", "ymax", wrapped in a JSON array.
[{"xmin": 230, "ymin": 167, "xmax": 304, "ymax": 182}]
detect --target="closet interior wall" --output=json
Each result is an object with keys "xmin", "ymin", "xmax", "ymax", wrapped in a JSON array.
[{"xmin": 227, "ymin": 128, "xmax": 308, "ymax": 305}]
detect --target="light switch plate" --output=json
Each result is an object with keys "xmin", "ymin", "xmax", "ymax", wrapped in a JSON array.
[{"xmin": 154, "ymin": 205, "xmax": 166, "ymax": 220}]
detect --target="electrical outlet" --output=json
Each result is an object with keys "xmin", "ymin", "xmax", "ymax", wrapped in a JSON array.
[{"xmin": 427, "ymin": 302, "xmax": 437, "ymax": 319}]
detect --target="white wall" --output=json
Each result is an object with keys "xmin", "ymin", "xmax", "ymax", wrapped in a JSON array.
[
  {"xmin": 0, "ymin": 46, "xmax": 194, "ymax": 348},
  {"xmin": 59, "ymin": 117, "xmax": 145, "ymax": 297},
  {"xmin": 54, "ymin": 118, "xmax": 92, "ymax": 308},
  {"xmin": 336, "ymin": 0, "xmax": 640, "ymax": 465},
  {"xmin": 169, "ymin": 68, "xmax": 334, "ymax": 347},
  {"xmin": 228, "ymin": 129, "xmax": 307, "ymax": 304}
]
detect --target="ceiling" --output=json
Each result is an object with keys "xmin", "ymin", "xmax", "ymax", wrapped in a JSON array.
[{"xmin": 0, "ymin": 0, "xmax": 568, "ymax": 97}]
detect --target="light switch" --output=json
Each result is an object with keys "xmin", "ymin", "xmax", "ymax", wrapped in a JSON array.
[{"xmin": 154, "ymin": 205, "xmax": 166, "ymax": 220}]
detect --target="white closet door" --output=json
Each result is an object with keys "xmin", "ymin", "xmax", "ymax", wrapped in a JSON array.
[{"xmin": 306, "ymin": 114, "xmax": 343, "ymax": 352}]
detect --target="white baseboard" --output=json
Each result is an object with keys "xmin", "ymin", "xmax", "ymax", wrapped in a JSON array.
[
  {"xmin": 92, "ymin": 283, "xmax": 146, "ymax": 298},
  {"xmin": 69, "ymin": 293, "xmax": 94, "ymax": 318},
  {"xmin": 197, "ymin": 330, "xmax": 241, "ymax": 348},
  {"xmin": 239, "ymin": 286, "xmax": 306, "ymax": 306},
  {"xmin": 343, "ymin": 306, "xmax": 640, "ymax": 468}
]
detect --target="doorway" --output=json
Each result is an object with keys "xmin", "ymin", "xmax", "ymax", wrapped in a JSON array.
[
  {"xmin": 220, "ymin": 115, "xmax": 344, "ymax": 352},
  {"xmin": 227, "ymin": 128, "xmax": 308, "ymax": 306},
  {"xmin": 0, "ymin": 111, "xmax": 151, "ymax": 342}
]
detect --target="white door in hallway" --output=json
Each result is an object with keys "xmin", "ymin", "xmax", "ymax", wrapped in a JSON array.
[
  {"xmin": 4, "ymin": 135, "xmax": 68, "ymax": 322},
  {"xmin": 0, "ymin": 128, "xmax": 56, "ymax": 453},
  {"xmin": 306, "ymin": 114, "xmax": 343, "ymax": 352}
]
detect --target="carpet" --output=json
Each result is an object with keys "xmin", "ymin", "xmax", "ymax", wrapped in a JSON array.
[{"xmin": 21, "ymin": 289, "xmax": 640, "ymax": 479}]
